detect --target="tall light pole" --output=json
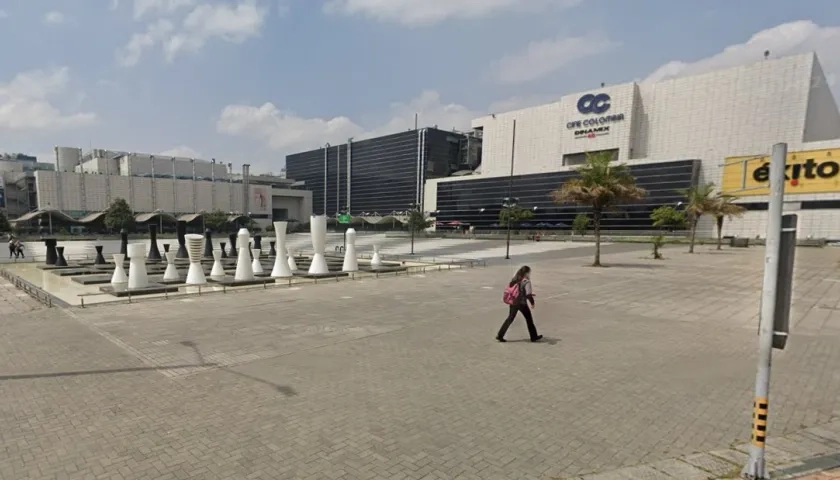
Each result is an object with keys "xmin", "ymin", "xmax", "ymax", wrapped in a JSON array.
[
  {"xmin": 505, "ymin": 119, "xmax": 517, "ymax": 259},
  {"xmin": 408, "ymin": 202, "xmax": 420, "ymax": 255},
  {"xmin": 742, "ymin": 143, "xmax": 788, "ymax": 480},
  {"xmin": 503, "ymin": 197, "xmax": 518, "ymax": 260}
]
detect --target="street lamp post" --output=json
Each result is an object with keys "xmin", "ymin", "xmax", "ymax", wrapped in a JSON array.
[
  {"xmin": 408, "ymin": 203, "xmax": 420, "ymax": 255},
  {"xmin": 503, "ymin": 197, "xmax": 519, "ymax": 260}
]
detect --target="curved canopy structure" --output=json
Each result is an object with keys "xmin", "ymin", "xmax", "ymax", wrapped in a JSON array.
[
  {"xmin": 135, "ymin": 212, "xmax": 178, "ymax": 223},
  {"xmin": 227, "ymin": 214, "xmax": 251, "ymax": 223},
  {"xmin": 177, "ymin": 213, "xmax": 203, "ymax": 223},
  {"xmin": 77, "ymin": 211, "xmax": 107, "ymax": 223},
  {"xmin": 11, "ymin": 208, "xmax": 79, "ymax": 224}
]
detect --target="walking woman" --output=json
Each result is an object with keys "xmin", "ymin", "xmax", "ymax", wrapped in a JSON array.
[{"xmin": 497, "ymin": 265, "xmax": 542, "ymax": 342}]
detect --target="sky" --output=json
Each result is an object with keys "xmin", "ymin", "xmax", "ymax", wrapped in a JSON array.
[{"xmin": 0, "ymin": 0, "xmax": 839, "ymax": 175}]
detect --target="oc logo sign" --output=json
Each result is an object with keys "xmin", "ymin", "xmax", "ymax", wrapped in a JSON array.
[{"xmin": 577, "ymin": 93, "xmax": 611, "ymax": 115}]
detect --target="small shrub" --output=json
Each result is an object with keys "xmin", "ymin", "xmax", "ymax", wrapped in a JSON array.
[{"xmin": 572, "ymin": 214, "xmax": 590, "ymax": 236}]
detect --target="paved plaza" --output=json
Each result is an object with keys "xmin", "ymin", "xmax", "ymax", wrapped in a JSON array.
[{"xmin": 1, "ymin": 241, "xmax": 839, "ymax": 479}]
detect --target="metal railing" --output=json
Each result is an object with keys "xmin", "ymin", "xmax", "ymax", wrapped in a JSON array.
[{"xmin": 0, "ymin": 269, "xmax": 56, "ymax": 307}]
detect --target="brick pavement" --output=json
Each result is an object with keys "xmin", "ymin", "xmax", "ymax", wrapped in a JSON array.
[
  {"xmin": 0, "ymin": 275, "xmax": 44, "ymax": 315},
  {"xmin": 0, "ymin": 243, "xmax": 839, "ymax": 479}
]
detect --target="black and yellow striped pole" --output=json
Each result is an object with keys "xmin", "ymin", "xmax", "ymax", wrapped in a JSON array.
[{"xmin": 742, "ymin": 143, "xmax": 787, "ymax": 480}]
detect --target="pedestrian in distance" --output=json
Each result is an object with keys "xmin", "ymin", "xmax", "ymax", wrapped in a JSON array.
[
  {"xmin": 8, "ymin": 237, "xmax": 17, "ymax": 259},
  {"xmin": 496, "ymin": 265, "xmax": 542, "ymax": 343},
  {"xmin": 15, "ymin": 240, "xmax": 24, "ymax": 259}
]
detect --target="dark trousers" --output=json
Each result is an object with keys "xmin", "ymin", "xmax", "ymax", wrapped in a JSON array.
[{"xmin": 497, "ymin": 304, "xmax": 538, "ymax": 341}]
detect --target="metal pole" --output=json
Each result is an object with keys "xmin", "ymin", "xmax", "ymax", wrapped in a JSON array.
[
  {"xmin": 742, "ymin": 142, "xmax": 787, "ymax": 480},
  {"xmin": 505, "ymin": 120, "xmax": 516, "ymax": 260},
  {"xmin": 49, "ymin": 212, "xmax": 53, "ymax": 235}
]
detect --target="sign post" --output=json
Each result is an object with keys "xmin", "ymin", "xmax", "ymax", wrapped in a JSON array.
[
  {"xmin": 338, "ymin": 213, "xmax": 351, "ymax": 250},
  {"xmin": 742, "ymin": 143, "xmax": 787, "ymax": 480}
]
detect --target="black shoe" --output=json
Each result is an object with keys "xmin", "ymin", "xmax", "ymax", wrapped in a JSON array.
[
  {"xmin": 496, "ymin": 336, "xmax": 506, "ymax": 343},
  {"xmin": 531, "ymin": 335, "xmax": 543, "ymax": 342}
]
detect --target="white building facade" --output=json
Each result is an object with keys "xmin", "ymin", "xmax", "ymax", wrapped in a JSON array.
[{"xmin": 425, "ymin": 53, "xmax": 840, "ymax": 239}]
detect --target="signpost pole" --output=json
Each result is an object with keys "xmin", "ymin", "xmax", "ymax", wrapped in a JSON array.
[
  {"xmin": 505, "ymin": 120, "xmax": 516, "ymax": 260},
  {"xmin": 742, "ymin": 142, "xmax": 787, "ymax": 480}
]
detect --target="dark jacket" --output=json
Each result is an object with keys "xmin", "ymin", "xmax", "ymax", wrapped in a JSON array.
[{"xmin": 519, "ymin": 278, "xmax": 535, "ymax": 307}]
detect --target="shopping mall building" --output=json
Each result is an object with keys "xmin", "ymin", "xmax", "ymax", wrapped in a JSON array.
[{"xmin": 424, "ymin": 52, "xmax": 840, "ymax": 239}]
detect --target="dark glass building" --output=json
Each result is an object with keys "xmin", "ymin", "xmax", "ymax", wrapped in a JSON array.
[
  {"xmin": 435, "ymin": 160, "xmax": 700, "ymax": 231},
  {"xmin": 286, "ymin": 128, "xmax": 477, "ymax": 216}
]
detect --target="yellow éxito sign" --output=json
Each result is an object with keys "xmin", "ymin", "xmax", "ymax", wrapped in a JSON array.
[{"xmin": 721, "ymin": 148, "xmax": 840, "ymax": 196}]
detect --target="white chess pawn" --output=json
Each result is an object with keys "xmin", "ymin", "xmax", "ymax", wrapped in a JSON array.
[
  {"xmin": 287, "ymin": 247, "xmax": 298, "ymax": 272},
  {"xmin": 210, "ymin": 250, "xmax": 225, "ymax": 277},
  {"xmin": 370, "ymin": 244, "xmax": 383, "ymax": 268},
  {"xmin": 163, "ymin": 251, "xmax": 179, "ymax": 281},
  {"xmin": 342, "ymin": 228, "xmax": 358, "ymax": 272},
  {"xmin": 111, "ymin": 254, "xmax": 128, "ymax": 284}
]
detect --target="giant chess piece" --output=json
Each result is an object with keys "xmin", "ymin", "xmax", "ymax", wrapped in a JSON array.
[
  {"xmin": 94, "ymin": 245, "xmax": 107, "ymax": 265},
  {"xmin": 127, "ymin": 244, "xmax": 148, "ymax": 289},
  {"xmin": 210, "ymin": 250, "xmax": 225, "ymax": 277},
  {"xmin": 175, "ymin": 221, "xmax": 188, "ymax": 259},
  {"xmin": 342, "ymin": 228, "xmax": 358, "ymax": 272},
  {"xmin": 163, "ymin": 243, "xmax": 170, "ymax": 253},
  {"xmin": 44, "ymin": 238, "xmax": 58, "ymax": 265},
  {"xmin": 119, "ymin": 229, "xmax": 128, "ymax": 258},
  {"xmin": 111, "ymin": 254, "xmax": 128, "ymax": 284},
  {"xmin": 203, "ymin": 229, "xmax": 213, "ymax": 259},
  {"xmin": 184, "ymin": 234, "xmax": 207, "ymax": 285},
  {"xmin": 147, "ymin": 224, "xmax": 162, "ymax": 262},
  {"xmin": 371, "ymin": 244, "xmax": 383, "ymax": 268},
  {"xmin": 308, "ymin": 215, "xmax": 330, "ymax": 275},
  {"xmin": 269, "ymin": 241, "xmax": 276, "ymax": 257},
  {"xmin": 270, "ymin": 221, "xmax": 292, "ymax": 278},
  {"xmin": 251, "ymin": 244, "xmax": 264, "ymax": 275},
  {"xmin": 253, "ymin": 234, "xmax": 262, "ymax": 256},
  {"xmin": 55, "ymin": 246, "xmax": 68, "ymax": 267},
  {"xmin": 228, "ymin": 233, "xmax": 238, "ymax": 257},
  {"xmin": 287, "ymin": 247, "xmax": 298, "ymax": 272},
  {"xmin": 219, "ymin": 242, "xmax": 227, "ymax": 259},
  {"xmin": 234, "ymin": 228, "xmax": 254, "ymax": 281},
  {"xmin": 162, "ymin": 251, "xmax": 179, "ymax": 282}
]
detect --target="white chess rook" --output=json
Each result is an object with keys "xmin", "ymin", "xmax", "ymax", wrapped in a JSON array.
[
  {"xmin": 251, "ymin": 244, "xmax": 264, "ymax": 275},
  {"xmin": 371, "ymin": 244, "xmax": 383, "ymax": 268},
  {"xmin": 126, "ymin": 244, "xmax": 148, "ymax": 289},
  {"xmin": 185, "ymin": 234, "xmax": 207, "ymax": 285},
  {"xmin": 234, "ymin": 228, "xmax": 255, "ymax": 281},
  {"xmin": 287, "ymin": 247, "xmax": 298, "ymax": 272},
  {"xmin": 342, "ymin": 228, "xmax": 358, "ymax": 272},
  {"xmin": 163, "ymin": 251, "xmax": 179, "ymax": 281},
  {"xmin": 111, "ymin": 253, "xmax": 128, "ymax": 284},
  {"xmin": 271, "ymin": 221, "xmax": 292, "ymax": 278},
  {"xmin": 308, "ymin": 215, "xmax": 330, "ymax": 275},
  {"xmin": 210, "ymin": 250, "xmax": 225, "ymax": 277}
]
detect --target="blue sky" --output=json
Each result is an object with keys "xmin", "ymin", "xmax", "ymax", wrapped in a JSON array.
[{"xmin": 0, "ymin": 0, "xmax": 838, "ymax": 174}]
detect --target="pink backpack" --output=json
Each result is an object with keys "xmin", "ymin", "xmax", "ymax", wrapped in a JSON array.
[{"xmin": 502, "ymin": 282, "xmax": 520, "ymax": 305}]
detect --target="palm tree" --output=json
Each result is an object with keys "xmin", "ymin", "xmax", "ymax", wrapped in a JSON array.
[
  {"xmin": 551, "ymin": 152, "xmax": 646, "ymax": 266},
  {"xmin": 678, "ymin": 182, "xmax": 717, "ymax": 253},
  {"xmin": 711, "ymin": 194, "xmax": 746, "ymax": 250}
]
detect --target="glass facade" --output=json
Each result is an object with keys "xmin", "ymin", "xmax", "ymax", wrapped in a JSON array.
[
  {"xmin": 286, "ymin": 129, "xmax": 468, "ymax": 216},
  {"xmin": 436, "ymin": 160, "xmax": 699, "ymax": 231}
]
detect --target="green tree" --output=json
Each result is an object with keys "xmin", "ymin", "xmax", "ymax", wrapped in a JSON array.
[
  {"xmin": 104, "ymin": 198, "xmax": 135, "ymax": 232},
  {"xmin": 0, "ymin": 211, "xmax": 11, "ymax": 233},
  {"xmin": 406, "ymin": 210, "xmax": 432, "ymax": 233},
  {"xmin": 572, "ymin": 213, "xmax": 590, "ymax": 236},
  {"xmin": 649, "ymin": 206, "xmax": 687, "ymax": 260},
  {"xmin": 711, "ymin": 194, "xmax": 746, "ymax": 250},
  {"xmin": 203, "ymin": 210, "xmax": 229, "ymax": 232},
  {"xmin": 499, "ymin": 205, "xmax": 534, "ymax": 228},
  {"xmin": 551, "ymin": 152, "xmax": 647, "ymax": 266},
  {"xmin": 678, "ymin": 183, "xmax": 717, "ymax": 253}
]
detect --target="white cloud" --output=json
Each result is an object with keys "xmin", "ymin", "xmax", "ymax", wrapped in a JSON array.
[
  {"xmin": 117, "ymin": 0, "xmax": 267, "ymax": 66},
  {"xmin": 133, "ymin": 0, "xmax": 194, "ymax": 19},
  {"xmin": 43, "ymin": 11, "xmax": 65, "ymax": 24},
  {"xmin": 216, "ymin": 90, "xmax": 479, "ymax": 153},
  {"xmin": 0, "ymin": 67, "xmax": 97, "ymax": 130},
  {"xmin": 323, "ymin": 0, "xmax": 581, "ymax": 26},
  {"xmin": 644, "ymin": 20, "xmax": 840, "ymax": 98},
  {"xmin": 487, "ymin": 93, "xmax": 560, "ymax": 113},
  {"xmin": 159, "ymin": 145, "xmax": 202, "ymax": 157},
  {"xmin": 0, "ymin": 10, "xmax": 8, "ymax": 19},
  {"xmin": 110, "ymin": 0, "xmax": 121, "ymax": 11},
  {"xmin": 116, "ymin": 19, "xmax": 175, "ymax": 67},
  {"xmin": 163, "ymin": 0, "xmax": 267, "ymax": 61},
  {"xmin": 494, "ymin": 34, "xmax": 617, "ymax": 84}
]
